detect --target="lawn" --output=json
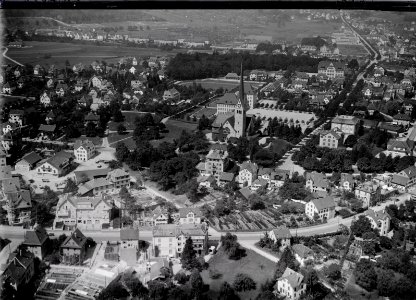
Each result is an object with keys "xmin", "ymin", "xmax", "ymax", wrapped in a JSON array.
[
  {"xmin": 338, "ymin": 44, "xmax": 369, "ymax": 57},
  {"xmin": 107, "ymin": 132, "xmax": 133, "ymax": 145},
  {"xmin": 150, "ymin": 119, "xmax": 198, "ymax": 147},
  {"xmin": 201, "ymin": 248, "xmax": 276, "ymax": 300},
  {"xmin": 7, "ymin": 41, "xmax": 182, "ymax": 67},
  {"xmin": 240, "ymin": 19, "xmax": 341, "ymax": 43},
  {"xmin": 67, "ymin": 136, "xmax": 102, "ymax": 146},
  {"xmin": 179, "ymin": 79, "xmax": 264, "ymax": 92}
]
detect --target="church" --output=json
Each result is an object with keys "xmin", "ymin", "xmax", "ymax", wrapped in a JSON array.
[{"xmin": 212, "ymin": 64, "xmax": 254, "ymax": 141}]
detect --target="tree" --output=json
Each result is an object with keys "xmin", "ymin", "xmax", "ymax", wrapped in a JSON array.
[
  {"xmin": 351, "ymin": 215, "xmax": 374, "ymax": 237},
  {"xmin": 117, "ymin": 123, "xmax": 127, "ymax": 135},
  {"xmin": 174, "ymin": 271, "xmax": 188, "ymax": 284},
  {"xmin": 347, "ymin": 59, "xmax": 359, "ymax": 70},
  {"xmin": 189, "ymin": 269, "xmax": 204, "ymax": 300},
  {"xmin": 115, "ymin": 142, "xmax": 130, "ymax": 162},
  {"xmin": 274, "ymin": 247, "xmax": 299, "ymax": 279},
  {"xmin": 63, "ymin": 178, "xmax": 78, "ymax": 194},
  {"xmin": 344, "ymin": 135, "xmax": 358, "ymax": 147},
  {"xmin": 181, "ymin": 237, "xmax": 197, "ymax": 270},
  {"xmin": 0, "ymin": 277, "xmax": 16, "ymax": 300},
  {"xmin": 233, "ymin": 273, "xmax": 256, "ymax": 292},
  {"xmin": 325, "ymin": 263, "xmax": 341, "ymax": 280},
  {"xmin": 377, "ymin": 268, "xmax": 395, "ymax": 297},
  {"xmin": 98, "ymin": 280, "xmax": 129, "ymax": 300},
  {"xmin": 218, "ymin": 281, "xmax": 240, "ymax": 300},
  {"xmin": 85, "ymin": 121, "xmax": 96, "ymax": 137},
  {"xmin": 221, "ymin": 233, "xmax": 246, "ymax": 260},
  {"xmin": 354, "ymin": 259, "xmax": 377, "ymax": 291},
  {"xmin": 379, "ymin": 236, "xmax": 393, "ymax": 249}
]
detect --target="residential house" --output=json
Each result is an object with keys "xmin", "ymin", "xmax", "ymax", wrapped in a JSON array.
[
  {"xmin": 120, "ymin": 228, "xmax": 140, "ymax": 265},
  {"xmin": 2, "ymin": 82, "xmax": 16, "ymax": 94},
  {"xmin": 55, "ymin": 83, "xmax": 68, "ymax": 97},
  {"xmin": 393, "ymin": 113, "xmax": 412, "ymax": 127},
  {"xmin": 45, "ymin": 111, "xmax": 56, "ymax": 124},
  {"xmin": 237, "ymin": 162, "xmax": 259, "ymax": 187},
  {"xmin": 36, "ymin": 151, "xmax": 74, "ymax": 177},
  {"xmin": 38, "ymin": 124, "xmax": 57, "ymax": 140},
  {"xmin": 33, "ymin": 65, "xmax": 44, "ymax": 76},
  {"xmin": 275, "ymin": 267, "xmax": 306, "ymax": 300},
  {"xmin": 305, "ymin": 197, "xmax": 336, "ymax": 221},
  {"xmin": 251, "ymin": 178, "xmax": 268, "ymax": 191},
  {"xmin": 73, "ymin": 139, "xmax": 96, "ymax": 162},
  {"xmin": 53, "ymin": 194, "xmax": 113, "ymax": 230},
  {"xmin": 179, "ymin": 207, "xmax": 203, "ymax": 225},
  {"xmin": 8, "ymin": 110, "xmax": 25, "ymax": 127},
  {"xmin": 196, "ymin": 174, "xmax": 216, "ymax": 188},
  {"xmin": 340, "ymin": 173, "xmax": 355, "ymax": 191},
  {"xmin": 249, "ymin": 70, "xmax": 268, "ymax": 81},
  {"xmin": 40, "ymin": 91, "xmax": 53, "ymax": 106},
  {"xmin": 305, "ymin": 172, "xmax": 330, "ymax": 197},
  {"xmin": 391, "ymin": 165, "xmax": 416, "ymax": 191},
  {"xmin": 355, "ymin": 183, "xmax": 378, "ymax": 208},
  {"xmin": 218, "ymin": 172, "xmax": 235, "ymax": 188},
  {"xmin": 163, "ymin": 88, "xmax": 180, "ymax": 101},
  {"xmin": 90, "ymin": 75, "xmax": 102, "ymax": 88},
  {"xmin": 60, "ymin": 228, "xmax": 87, "ymax": 265},
  {"xmin": 2, "ymin": 182, "xmax": 32, "ymax": 226},
  {"xmin": 292, "ymin": 244, "xmax": 314, "ymax": 267},
  {"xmin": 151, "ymin": 206, "xmax": 169, "ymax": 226},
  {"xmin": 319, "ymin": 130, "xmax": 343, "ymax": 149},
  {"xmin": 364, "ymin": 209, "xmax": 391, "ymax": 236},
  {"xmin": 15, "ymin": 151, "xmax": 42, "ymax": 172},
  {"xmin": 152, "ymin": 224, "xmax": 208, "ymax": 258},
  {"xmin": 22, "ymin": 225, "xmax": 49, "ymax": 260},
  {"xmin": 225, "ymin": 73, "xmax": 239, "ymax": 80},
  {"xmin": 196, "ymin": 149, "xmax": 228, "ymax": 183},
  {"xmin": 268, "ymin": 226, "xmax": 292, "ymax": 248},
  {"xmin": 84, "ymin": 113, "xmax": 100, "ymax": 125},
  {"xmin": 386, "ymin": 138, "xmax": 412, "ymax": 156},
  {"xmin": 2, "ymin": 249, "xmax": 35, "ymax": 291},
  {"xmin": 216, "ymin": 93, "xmax": 239, "ymax": 114},
  {"xmin": 77, "ymin": 168, "xmax": 130, "ymax": 196},
  {"xmin": 331, "ymin": 115, "xmax": 360, "ymax": 136}
]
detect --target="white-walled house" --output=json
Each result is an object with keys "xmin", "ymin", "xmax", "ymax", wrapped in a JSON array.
[
  {"xmin": 36, "ymin": 151, "xmax": 74, "ymax": 177},
  {"xmin": 268, "ymin": 226, "xmax": 292, "ymax": 249},
  {"xmin": 237, "ymin": 162, "xmax": 258, "ymax": 187},
  {"xmin": 363, "ymin": 209, "xmax": 391, "ymax": 236},
  {"xmin": 305, "ymin": 197, "xmax": 336, "ymax": 221},
  {"xmin": 73, "ymin": 139, "xmax": 96, "ymax": 162},
  {"xmin": 179, "ymin": 207, "xmax": 203, "ymax": 225},
  {"xmin": 275, "ymin": 267, "xmax": 306, "ymax": 300},
  {"xmin": 292, "ymin": 244, "xmax": 314, "ymax": 267}
]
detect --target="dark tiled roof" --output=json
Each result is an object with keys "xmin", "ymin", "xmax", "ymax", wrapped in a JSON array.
[{"xmin": 23, "ymin": 226, "xmax": 48, "ymax": 246}]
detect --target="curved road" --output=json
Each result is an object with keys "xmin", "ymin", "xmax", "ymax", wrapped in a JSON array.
[{"xmin": 2, "ymin": 47, "xmax": 24, "ymax": 66}]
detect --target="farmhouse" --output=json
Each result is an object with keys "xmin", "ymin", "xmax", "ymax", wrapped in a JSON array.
[
  {"xmin": 15, "ymin": 151, "xmax": 42, "ymax": 172},
  {"xmin": 36, "ymin": 151, "xmax": 74, "ymax": 177}
]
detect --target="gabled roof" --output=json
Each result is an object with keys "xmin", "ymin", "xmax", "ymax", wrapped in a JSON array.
[
  {"xmin": 212, "ymin": 112, "xmax": 234, "ymax": 128},
  {"xmin": 399, "ymin": 165, "xmax": 416, "ymax": 179},
  {"xmin": 23, "ymin": 226, "xmax": 48, "ymax": 246},
  {"xmin": 20, "ymin": 151, "xmax": 42, "ymax": 166},
  {"xmin": 340, "ymin": 173, "xmax": 354, "ymax": 185},
  {"xmin": 85, "ymin": 113, "xmax": 100, "ymax": 122},
  {"xmin": 319, "ymin": 129, "xmax": 342, "ymax": 140},
  {"xmin": 310, "ymin": 196, "xmax": 336, "ymax": 210},
  {"xmin": 179, "ymin": 207, "xmax": 202, "ymax": 218},
  {"xmin": 364, "ymin": 209, "xmax": 390, "ymax": 223},
  {"xmin": 292, "ymin": 244, "xmax": 314, "ymax": 258},
  {"xmin": 74, "ymin": 139, "xmax": 95, "ymax": 150},
  {"xmin": 61, "ymin": 228, "xmax": 87, "ymax": 249},
  {"xmin": 216, "ymin": 93, "xmax": 239, "ymax": 105},
  {"xmin": 332, "ymin": 115, "xmax": 359, "ymax": 126},
  {"xmin": 38, "ymin": 124, "xmax": 56, "ymax": 132},
  {"xmin": 206, "ymin": 149, "xmax": 227, "ymax": 160},
  {"xmin": 277, "ymin": 267, "xmax": 304, "ymax": 289},
  {"xmin": 306, "ymin": 172, "xmax": 329, "ymax": 189},
  {"xmin": 43, "ymin": 151, "xmax": 73, "ymax": 170},
  {"xmin": 393, "ymin": 113, "xmax": 412, "ymax": 121},
  {"xmin": 387, "ymin": 139, "xmax": 411, "ymax": 152},
  {"xmin": 219, "ymin": 172, "xmax": 235, "ymax": 182},
  {"xmin": 240, "ymin": 162, "xmax": 258, "ymax": 175},
  {"xmin": 270, "ymin": 226, "xmax": 292, "ymax": 239}
]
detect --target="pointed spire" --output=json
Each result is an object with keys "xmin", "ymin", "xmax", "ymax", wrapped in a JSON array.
[{"xmin": 239, "ymin": 61, "xmax": 244, "ymax": 104}]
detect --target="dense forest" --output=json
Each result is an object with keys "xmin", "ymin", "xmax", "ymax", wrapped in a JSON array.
[{"xmin": 166, "ymin": 52, "xmax": 322, "ymax": 80}]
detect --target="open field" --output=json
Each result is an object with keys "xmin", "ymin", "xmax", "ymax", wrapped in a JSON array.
[
  {"xmin": 150, "ymin": 119, "xmax": 198, "ymax": 147},
  {"xmin": 201, "ymin": 248, "xmax": 275, "ymax": 300},
  {"xmin": 179, "ymin": 79, "xmax": 265, "ymax": 92},
  {"xmin": 241, "ymin": 19, "xmax": 341, "ymax": 43},
  {"xmin": 338, "ymin": 44, "xmax": 369, "ymax": 57},
  {"xmin": 6, "ymin": 41, "xmax": 182, "ymax": 67}
]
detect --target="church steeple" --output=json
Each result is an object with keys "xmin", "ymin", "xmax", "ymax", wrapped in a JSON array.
[{"xmin": 234, "ymin": 61, "xmax": 247, "ymax": 138}]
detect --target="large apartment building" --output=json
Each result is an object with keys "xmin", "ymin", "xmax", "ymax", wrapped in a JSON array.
[{"xmin": 152, "ymin": 224, "xmax": 208, "ymax": 258}]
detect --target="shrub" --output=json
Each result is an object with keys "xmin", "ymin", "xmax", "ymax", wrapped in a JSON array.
[
  {"xmin": 209, "ymin": 269, "xmax": 223, "ymax": 279},
  {"xmin": 233, "ymin": 273, "xmax": 256, "ymax": 292}
]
